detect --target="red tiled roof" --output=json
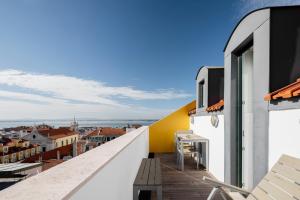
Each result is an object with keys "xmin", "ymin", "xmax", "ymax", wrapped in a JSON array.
[
  {"xmin": 39, "ymin": 128, "xmax": 77, "ymax": 140},
  {"xmin": 22, "ymin": 144, "xmax": 72, "ymax": 163},
  {"xmin": 0, "ymin": 137, "xmax": 13, "ymax": 146},
  {"xmin": 87, "ymin": 127, "xmax": 125, "ymax": 137},
  {"xmin": 3, "ymin": 144, "xmax": 38, "ymax": 156},
  {"xmin": 206, "ymin": 100, "xmax": 224, "ymax": 112},
  {"xmin": 188, "ymin": 108, "xmax": 196, "ymax": 116},
  {"xmin": 16, "ymin": 139, "xmax": 29, "ymax": 143},
  {"xmin": 265, "ymin": 78, "xmax": 300, "ymax": 101},
  {"xmin": 6, "ymin": 126, "xmax": 31, "ymax": 132}
]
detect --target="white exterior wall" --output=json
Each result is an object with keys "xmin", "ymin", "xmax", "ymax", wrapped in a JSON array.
[
  {"xmin": 224, "ymin": 8, "xmax": 270, "ymax": 188},
  {"xmin": 190, "ymin": 115, "xmax": 224, "ymax": 181},
  {"xmin": 23, "ymin": 132, "xmax": 54, "ymax": 151},
  {"xmin": 269, "ymin": 109, "xmax": 300, "ymax": 169}
]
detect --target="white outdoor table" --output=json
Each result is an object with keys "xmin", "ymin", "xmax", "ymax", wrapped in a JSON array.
[{"xmin": 177, "ymin": 134, "xmax": 209, "ymax": 171}]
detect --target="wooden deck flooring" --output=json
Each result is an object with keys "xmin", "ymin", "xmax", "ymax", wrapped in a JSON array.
[{"xmin": 151, "ymin": 153, "xmax": 226, "ymax": 200}]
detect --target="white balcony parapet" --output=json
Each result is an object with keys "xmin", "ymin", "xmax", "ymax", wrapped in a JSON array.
[{"xmin": 0, "ymin": 126, "xmax": 149, "ymax": 200}]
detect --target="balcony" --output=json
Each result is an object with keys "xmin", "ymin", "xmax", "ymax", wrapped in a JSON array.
[
  {"xmin": 154, "ymin": 153, "xmax": 224, "ymax": 200},
  {"xmin": 0, "ymin": 126, "xmax": 223, "ymax": 200}
]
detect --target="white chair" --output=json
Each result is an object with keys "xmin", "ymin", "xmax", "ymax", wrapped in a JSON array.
[
  {"xmin": 174, "ymin": 130, "xmax": 194, "ymax": 150},
  {"xmin": 176, "ymin": 135, "xmax": 200, "ymax": 171}
]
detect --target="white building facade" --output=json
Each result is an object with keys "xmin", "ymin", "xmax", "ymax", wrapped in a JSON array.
[
  {"xmin": 224, "ymin": 5, "xmax": 300, "ymax": 189},
  {"xmin": 23, "ymin": 129, "xmax": 55, "ymax": 152},
  {"xmin": 190, "ymin": 66, "xmax": 225, "ymax": 181}
]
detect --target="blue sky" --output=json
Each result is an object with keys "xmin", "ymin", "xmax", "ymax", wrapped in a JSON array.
[{"xmin": 0, "ymin": 0, "xmax": 299, "ymax": 120}]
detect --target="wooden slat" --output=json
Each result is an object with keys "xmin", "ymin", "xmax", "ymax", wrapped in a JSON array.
[
  {"xmin": 279, "ymin": 154, "xmax": 300, "ymax": 171},
  {"xmin": 249, "ymin": 187, "xmax": 272, "ymax": 200},
  {"xmin": 155, "ymin": 158, "xmax": 162, "ymax": 185},
  {"xmin": 134, "ymin": 158, "xmax": 162, "ymax": 187},
  {"xmin": 148, "ymin": 159, "xmax": 156, "ymax": 185},
  {"xmin": 140, "ymin": 159, "xmax": 151, "ymax": 185},
  {"xmin": 258, "ymin": 179, "xmax": 294, "ymax": 200},
  {"xmin": 271, "ymin": 163, "xmax": 300, "ymax": 184},
  {"xmin": 154, "ymin": 153, "xmax": 226, "ymax": 200},
  {"xmin": 265, "ymin": 172, "xmax": 300, "ymax": 199},
  {"xmin": 134, "ymin": 159, "xmax": 147, "ymax": 185}
]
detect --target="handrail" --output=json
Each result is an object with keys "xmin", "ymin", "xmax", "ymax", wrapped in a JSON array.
[{"xmin": 203, "ymin": 176, "xmax": 251, "ymax": 195}]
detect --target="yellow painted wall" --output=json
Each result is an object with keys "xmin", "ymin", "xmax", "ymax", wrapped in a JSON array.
[
  {"xmin": 55, "ymin": 134, "xmax": 79, "ymax": 148},
  {"xmin": 149, "ymin": 100, "xmax": 196, "ymax": 153}
]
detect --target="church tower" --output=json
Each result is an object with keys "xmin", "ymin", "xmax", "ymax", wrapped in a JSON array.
[{"xmin": 70, "ymin": 117, "xmax": 79, "ymax": 132}]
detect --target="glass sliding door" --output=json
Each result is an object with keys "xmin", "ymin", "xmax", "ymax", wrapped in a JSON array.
[{"xmin": 236, "ymin": 46, "xmax": 253, "ymax": 188}]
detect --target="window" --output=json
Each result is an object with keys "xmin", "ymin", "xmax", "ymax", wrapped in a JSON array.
[
  {"xmin": 208, "ymin": 69, "xmax": 224, "ymax": 106},
  {"xmin": 66, "ymin": 140, "xmax": 68, "ymax": 145},
  {"xmin": 71, "ymin": 138, "xmax": 73, "ymax": 143},
  {"xmin": 61, "ymin": 141, "xmax": 64, "ymax": 146},
  {"xmin": 33, "ymin": 135, "xmax": 36, "ymax": 139},
  {"xmin": 198, "ymin": 80, "xmax": 205, "ymax": 108},
  {"xmin": 270, "ymin": 8, "xmax": 300, "ymax": 92},
  {"xmin": 42, "ymin": 147, "xmax": 46, "ymax": 152}
]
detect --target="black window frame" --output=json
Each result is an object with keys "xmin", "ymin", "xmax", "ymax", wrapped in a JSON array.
[{"xmin": 198, "ymin": 80, "xmax": 205, "ymax": 108}]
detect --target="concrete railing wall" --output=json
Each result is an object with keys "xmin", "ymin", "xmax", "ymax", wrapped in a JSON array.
[{"xmin": 0, "ymin": 126, "xmax": 149, "ymax": 200}]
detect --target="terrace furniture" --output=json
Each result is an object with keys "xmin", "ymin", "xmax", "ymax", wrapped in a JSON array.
[
  {"xmin": 133, "ymin": 158, "xmax": 162, "ymax": 200},
  {"xmin": 203, "ymin": 154, "xmax": 300, "ymax": 200},
  {"xmin": 174, "ymin": 130, "xmax": 194, "ymax": 153},
  {"xmin": 176, "ymin": 134, "xmax": 209, "ymax": 171},
  {"xmin": 176, "ymin": 139, "xmax": 200, "ymax": 171}
]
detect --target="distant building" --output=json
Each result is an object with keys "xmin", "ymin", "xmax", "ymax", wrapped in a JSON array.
[
  {"xmin": 77, "ymin": 127, "xmax": 96, "ymax": 136},
  {"xmin": 1, "ymin": 124, "xmax": 53, "ymax": 140},
  {"xmin": 2, "ymin": 126, "xmax": 32, "ymax": 139},
  {"xmin": 125, "ymin": 124, "xmax": 142, "ymax": 133},
  {"xmin": 23, "ymin": 127, "xmax": 79, "ymax": 152},
  {"xmin": 3, "ymin": 126, "xmax": 31, "ymax": 132},
  {"xmin": 130, "ymin": 124, "xmax": 142, "ymax": 129},
  {"xmin": 84, "ymin": 127, "xmax": 125, "ymax": 146},
  {"xmin": 70, "ymin": 117, "xmax": 79, "ymax": 132},
  {"xmin": 0, "ymin": 137, "xmax": 41, "ymax": 164}
]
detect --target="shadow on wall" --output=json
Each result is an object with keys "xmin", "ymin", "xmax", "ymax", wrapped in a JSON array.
[{"xmin": 149, "ymin": 100, "xmax": 196, "ymax": 153}]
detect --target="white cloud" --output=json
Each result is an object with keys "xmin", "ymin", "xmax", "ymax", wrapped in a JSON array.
[
  {"xmin": 0, "ymin": 69, "xmax": 191, "ymax": 106},
  {"xmin": 0, "ymin": 69, "xmax": 190, "ymax": 119},
  {"xmin": 0, "ymin": 99, "xmax": 173, "ymax": 120},
  {"xmin": 0, "ymin": 90, "xmax": 67, "ymax": 104}
]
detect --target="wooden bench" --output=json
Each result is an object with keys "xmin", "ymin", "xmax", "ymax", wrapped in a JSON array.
[
  {"xmin": 133, "ymin": 158, "xmax": 162, "ymax": 200},
  {"xmin": 203, "ymin": 154, "xmax": 300, "ymax": 200}
]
